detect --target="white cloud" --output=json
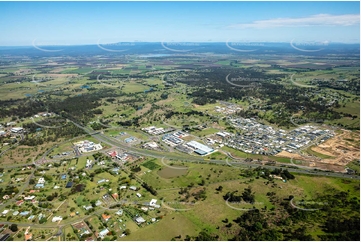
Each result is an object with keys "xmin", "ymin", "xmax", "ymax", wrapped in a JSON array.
[{"xmin": 228, "ymin": 14, "xmax": 360, "ymax": 29}]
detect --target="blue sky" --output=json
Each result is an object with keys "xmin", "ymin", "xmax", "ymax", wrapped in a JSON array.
[{"xmin": 0, "ymin": 1, "xmax": 359, "ymax": 46}]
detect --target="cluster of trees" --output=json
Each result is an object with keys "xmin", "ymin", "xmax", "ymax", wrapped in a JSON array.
[
  {"xmin": 192, "ymin": 188, "xmax": 207, "ymax": 201},
  {"xmin": 223, "ymin": 186, "xmax": 255, "ymax": 204},
  {"xmin": 271, "ymin": 168, "xmax": 295, "ymax": 180},
  {"xmin": 70, "ymin": 184, "xmax": 86, "ymax": 194},
  {"xmin": 142, "ymin": 182, "xmax": 157, "ymax": 196},
  {"xmin": 0, "ymin": 98, "xmax": 47, "ymax": 119},
  {"xmin": 312, "ymin": 78, "xmax": 360, "ymax": 95},
  {"xmin": 0, "ymin": 186, "xmax": 19, "ymax": 198},
  {"xmin": 225, "ymin": 185, "xmax": 360, "ymax": 241},
  {"xmin": 176, "ymin": 67, "xmax": 357, "ymax": 129},
  {"xmin": 164, "ymin": 110, "xmax": 204, "ymax": 119},
  {"xmin": 182, "ymin": 230, "xmax": 218, "ymax": 241},
  {"xmin": 131, "ymin": 166, "xmax": 141, "ymax": 172},
  {"xmin": 90, "ymin": 122, "xmax": 104, "ymax": 130},
  {"xmin": 46, "ymin": 192, "xmax": 59, "ymax": 201},
  {"xmin": 117, "ymin": 117, "xmax": 141, "ymax": 127},
  {"xmin": 0, "ymin": 88, "xmax": 120, "ymax": 126},
  {"xmin": 20, "ymin": 121, "xmax": 85, "ymax": 146}
]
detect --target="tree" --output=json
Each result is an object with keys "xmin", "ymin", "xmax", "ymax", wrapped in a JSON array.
[
  {"xmin": 9, "ymin": 224, "xmax": 18, "ymax": 232},
  {"xmin": 216, "ymin": 186, "xmax": 223, "ymax": 192},
  {"xmin": 124, "ymin": 229, "xmax": 131, "ymax": 235}
]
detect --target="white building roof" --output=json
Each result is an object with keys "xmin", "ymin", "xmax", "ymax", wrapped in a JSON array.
[
  {"xmin": 150, "ymin": 199, "xmax": 157, "ymax": 206},
  {"xmin": 186, "ymin": 141, "xmax": 214, "ymax": 153},
  {"xmin": 52, "ymin": 216, "xmax": 62, "ymax": 222}
]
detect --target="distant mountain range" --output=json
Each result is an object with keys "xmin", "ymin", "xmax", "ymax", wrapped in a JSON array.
[{"xmin": 0, "ymin": 42, "xmax": 359, "ymax": 57}]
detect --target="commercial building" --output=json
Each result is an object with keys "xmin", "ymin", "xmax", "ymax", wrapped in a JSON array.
[{"xmin": 186, "ymin": 141, "xmax": 215, "ymax": 155}]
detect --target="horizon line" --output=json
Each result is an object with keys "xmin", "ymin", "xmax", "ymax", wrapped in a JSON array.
[{"xmin": 1, "ymin": 41, "xmax": 360, "ymax": 47}]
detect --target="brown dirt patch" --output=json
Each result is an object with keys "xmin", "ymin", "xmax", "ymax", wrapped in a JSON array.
[{"xmin": 276, "ymin": 129, "xmax": 359, "ymax": 171}]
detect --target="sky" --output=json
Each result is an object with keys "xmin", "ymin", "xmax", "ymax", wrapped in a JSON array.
[{"xmin": 0, "ymin": 1, "xmax": 359, "ymax": 46}]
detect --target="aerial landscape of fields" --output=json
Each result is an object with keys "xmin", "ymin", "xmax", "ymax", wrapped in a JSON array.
[{"xmin": 0, "ymin": 1, "xmax": 359, "ymax": 241}]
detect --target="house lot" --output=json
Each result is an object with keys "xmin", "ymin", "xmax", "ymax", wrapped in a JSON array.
[{"xmin": 72, "ymin": 221, "xmax": 94, "ymax": 240}]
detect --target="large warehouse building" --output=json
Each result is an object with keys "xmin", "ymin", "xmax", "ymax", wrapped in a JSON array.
[{"xmin": 186, "ymin": 141, "xmax": 215, "ymax": 155}]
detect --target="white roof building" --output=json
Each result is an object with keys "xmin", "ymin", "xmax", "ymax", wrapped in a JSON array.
[
  {"xmin": 98, "ymin": 228, "xmax": 109, "ymax": 239},
  {"xmin": 129, "ymin": 186, "xmax": 137, "ymax": 191},
  {"xmin": 11, "ymin": 127, "xmax": 23, "ymax": 133},
  {"xmin": 24, "ymin": 195, "xmax": 35, "ymax": 200},
  {"xmin": 52, "ymin": 216, "xmax": 62, "ymax": 222},
  {"xmin": 149, "ymin": 199, "xmax": 158, "ymax": 207},
  {"xmin": 134, "ymin": 216, "xmax": 146, "ymax": 224}
]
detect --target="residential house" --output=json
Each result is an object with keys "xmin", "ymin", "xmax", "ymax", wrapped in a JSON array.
[
  {"xmin": 35, "ymin": 183, "xmax": 44, "ymax": 189},
  {"xmin": 25, "ymin": 234, "xmax": 33, "ymax": 241},
  {"xmin": 16, "ymin": 200, "xmax": 24, "ymax": 206},
  {"xmin": 98, "ymin": 228, "xmax": 109, "ymax": 239},
  {"xmin": 2, "ymin": 210, "xmax": 9, "ymax": 215},
  {"xmin": 65, "ymin": 182, "xmax": 73, "ymax": 188},
  {"xmin": 134, "ymin": 216, "xmax": 146, "ymax": 224},
  {"xmin": 24, "ymin": 195, "xmax": 35, "ymax": 201},
  {"xmin": 83, "ymin": 205, "xmax": 93, "ymax": 211},
  {"xmin": 19, "ymin": 211, "xmax": 30, "ymax": 216},
  {"xmin": 108, "ymin": 151, "xmax": 117, "ymax": 158},
  {"xmin": 111, "ymin": 193, "xmax": 118, "ymax": 201},
  {"xmin": 115, "ymin": 209, "xmax": 123, "ymax": 216},
  {"xmin": 149, "ymin": 199, "xmax": 157, "ymax": 207},
  {"xmin": 101, "ymin": 214, "xmax": 111, "ymax": 222},
  {"xmin": 6, "ymin": 122, "xmax": 16, "ymax": 126},
  {"xmin": 129, "ymin": 186, "xmax": 137, "ymax": 191},
  {"xmin": 52, "ymin": 216, "xmax": 62, "ymax": 222},
  {"xmin": 85, "ymin": 159, "xmax": 92, "ymax": 169}
]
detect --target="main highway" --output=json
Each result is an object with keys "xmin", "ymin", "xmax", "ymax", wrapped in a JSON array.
[{"xmin": 68, "ymin": 120, "xmax": 359, "ymax": 180}]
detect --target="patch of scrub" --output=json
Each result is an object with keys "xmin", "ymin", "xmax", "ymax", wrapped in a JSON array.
[{"xmin": 157, "ymin": 166, "xmax": 188, "ymax": 178}]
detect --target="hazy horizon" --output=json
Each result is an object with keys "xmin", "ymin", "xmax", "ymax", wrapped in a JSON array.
[{"xmin": 0, "ymin": 1, "xmax": 359, "ymax": 46}]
